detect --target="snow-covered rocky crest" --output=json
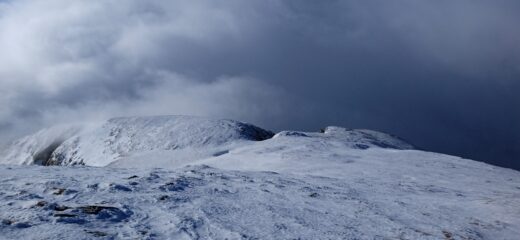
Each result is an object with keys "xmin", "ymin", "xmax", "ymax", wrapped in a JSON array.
[{"xmin": 1, "ymin": 116, "xmax": 274, "ymax": 167}]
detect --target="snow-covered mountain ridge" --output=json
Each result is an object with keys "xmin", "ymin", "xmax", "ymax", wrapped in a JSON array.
[
  {"xmin": 1, "ymin": 116, "xmax": 275, "ymax": 167},
  {"xmin": 0, "ymin": 115, "xmax": 411, "ymax": 167},
  {"xmin": 0, "ymin": 116, "xmax": 519, "ymax": 239}
]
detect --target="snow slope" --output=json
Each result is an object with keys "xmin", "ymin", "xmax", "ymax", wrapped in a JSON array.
[
  {"xmin": 1, "ymin": 116, "xmax": 274, "ymax": 167},
  {"xmin": 0, "ymin": 116, "xmax": 519, "ymax": 239},
  {"xmin": 0, "ymin": 124, "xmax": 82, "ymax": 165},
  {"xmin": 0, "ymin": 162, "xmax": 518, "ymax": 239}
]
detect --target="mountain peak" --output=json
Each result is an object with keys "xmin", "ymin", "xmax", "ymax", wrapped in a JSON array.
[{"xmin": 2, "ymin": 115, "xmax": 274, "ymax": 166}]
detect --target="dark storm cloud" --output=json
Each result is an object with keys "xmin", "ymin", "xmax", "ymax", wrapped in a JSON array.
[{"xmin": 0, "ymin": 0, "xmax": 518, "ymax": 169}]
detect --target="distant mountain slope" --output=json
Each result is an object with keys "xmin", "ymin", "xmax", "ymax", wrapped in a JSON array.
[
  {"xmin": 1, "ymin": 116, "xmax": 274, "ymax": 167},
  {"xmin": 0, "ymin": 116, "xmax": 415, "ymax": 167},
  {"xmin": 0, "ymin": 124, "xmax": 83, "ymax": 165}
]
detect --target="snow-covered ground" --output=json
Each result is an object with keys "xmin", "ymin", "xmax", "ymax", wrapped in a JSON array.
[{"xmin": 0, "ymin": 116, "xmax": 519, "ymax": 239}]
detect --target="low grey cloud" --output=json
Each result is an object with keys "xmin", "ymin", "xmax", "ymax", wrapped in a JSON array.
[{"xmin": 0, "ymin": 0, "xmax": 518, "ymax": 169}]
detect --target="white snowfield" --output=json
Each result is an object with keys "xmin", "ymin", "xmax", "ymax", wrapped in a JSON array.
[{"xmin": 0, "ymin": 116, "xmax": 519, "ymax": 239}]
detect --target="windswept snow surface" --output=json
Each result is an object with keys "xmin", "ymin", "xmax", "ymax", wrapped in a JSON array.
[{"xmin": 0, "ymin": 116, "xmax": 519, "ymax": 239}]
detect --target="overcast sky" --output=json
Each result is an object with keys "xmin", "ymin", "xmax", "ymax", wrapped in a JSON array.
[{"xmin": 0, "ymin": 0, "xmax": 519, "ymax": 170}]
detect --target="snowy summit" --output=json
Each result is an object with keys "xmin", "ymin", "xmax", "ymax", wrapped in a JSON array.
[{"xmin": 0, "ymin": 115, "xmax": 519, "ymax": 239}]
